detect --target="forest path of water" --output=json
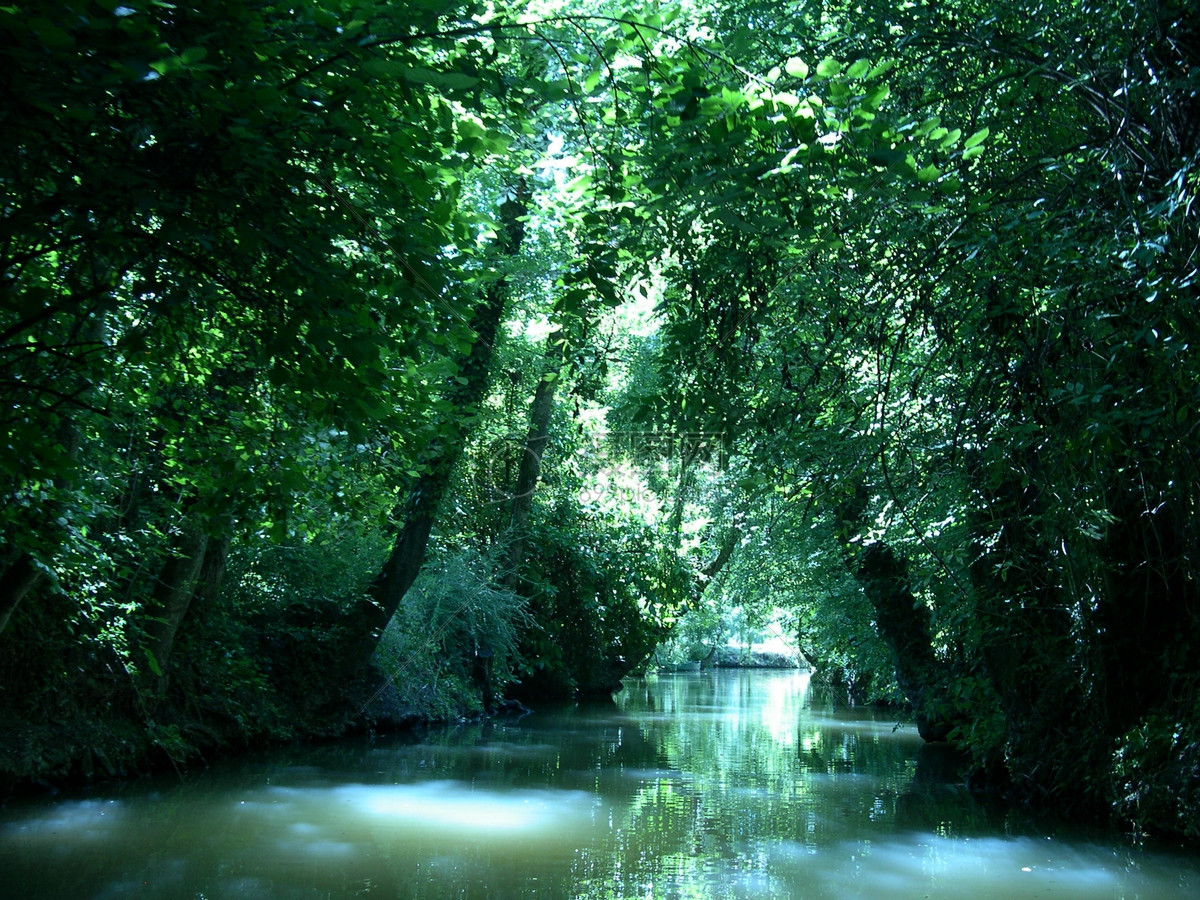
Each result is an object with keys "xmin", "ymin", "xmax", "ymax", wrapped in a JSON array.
[{"xmin": 2, "ymin": 670, "xmax": 1197, "ymax": 899}]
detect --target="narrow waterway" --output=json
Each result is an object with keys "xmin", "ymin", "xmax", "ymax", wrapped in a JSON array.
[{"xmin": 1, "ymin": 670, "xmax": 1197, "ymax": 898}]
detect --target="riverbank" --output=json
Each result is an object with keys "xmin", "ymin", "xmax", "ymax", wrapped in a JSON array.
[{"xmin": 0, "ymin": 663, "xmax": 461, "ymax": 801}]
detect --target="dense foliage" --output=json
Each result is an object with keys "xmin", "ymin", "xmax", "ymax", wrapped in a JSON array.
[
  {"xmin": 2, "ymin": 0, "xmax": 1198, "ymax": 842},
  {"xmin": 637, "ymin": 0, "xmax": 1200, "ymax": 834}
]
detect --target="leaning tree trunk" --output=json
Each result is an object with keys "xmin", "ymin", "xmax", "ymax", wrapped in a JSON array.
[
  {"xmin": 357, "ymin": 281, "xmax": 506, "ymax": 654},
  {"xmin": 854, "ymin": 542, "xmax": 952, "ymax": 740},
  {"xmin": 141, "ymin": 518, "xmax": 209, "ymax": 697},
  {"xmin": 835, "ymin": 478, "xmax": 956, "ymax": 741},
  {"xmin": 0, "ymin": 550, "xmax": 43, "ymax": 636},
  {"xmin": 350, "ymin": 183, "xmax": 529, "ymax": 670},
  {"xmin": 501, "ymin": 330, "xmax": 565, "ymax": 592}
]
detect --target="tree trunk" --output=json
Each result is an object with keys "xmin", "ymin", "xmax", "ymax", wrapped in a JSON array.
[
  {"xmin": 501, "ymin": 331, "xmax": 565, "ymax": 591},
  {"xmin": 699, "ymin": 525, "xmax": 739, "ymax": 589},
  {"xmin": 966, "ymin": 450, "xmax": 1082, "ymax": 793},
  {"xmin": 855, "ymin": 542, "xmax": 951, "ymax": 740},
  {"xmin": 0, "ymin": 551, "xmax": 44, "ymax": 636},
  {"xmin": 363, "ymin": 490, "xmax": 440, "ymax": 638},
  {"xmin": 352, "ymin": 183, "xmax": 529, "ymax": 668},
  {"xmin": 196, "ymin": 533, "xmax": 231, "ymax": 605},
  {"xmin": 141, "ymin": 520, "xmax": 209, "ymax": 694},
  {"xmin": 1095, "ymin": 483, "xmax": 1197, "ymax": 733},
  {"xmin": 835, "ymin": 479, "xmax": 955, "ymax": 740},
  {"xmin": 362, "ymin": 271, "xmax": 510, "ymax": 637}
]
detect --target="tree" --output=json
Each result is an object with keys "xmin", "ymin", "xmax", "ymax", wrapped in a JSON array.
[
  {"xmin": 0, "ymin": 0, "xmax": 541, "ymax": 769},
  {"xmin": 630, "ymin": 0, "xmax": 1200, "ymax": 832},
  {"xmin": 354, "ymin": 181, "xmax": 531, "ymax": 670}
]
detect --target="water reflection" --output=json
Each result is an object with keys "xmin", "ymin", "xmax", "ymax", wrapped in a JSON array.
[{"xmin": 1, "ymin": 670, "xmax": 1197, "ymax": 899}]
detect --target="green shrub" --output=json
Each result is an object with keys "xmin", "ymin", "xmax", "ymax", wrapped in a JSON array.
[
  {"xmin": 373, "ymin": 549, "xmax": 530, "ymax": 719},
  {"xmin": 1112, "ymin": 706, "xmax": 1200, "ymax": 841}
]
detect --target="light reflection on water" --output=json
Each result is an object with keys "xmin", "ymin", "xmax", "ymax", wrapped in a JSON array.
[{"xmin": 1, "ymin": 670, "xmax": 1198, "ymax": 899}]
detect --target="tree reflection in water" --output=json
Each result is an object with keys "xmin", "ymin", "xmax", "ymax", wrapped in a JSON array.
[{"xmin": 1, "ymin": 670, "xmax": 1197, "ymax": 899}]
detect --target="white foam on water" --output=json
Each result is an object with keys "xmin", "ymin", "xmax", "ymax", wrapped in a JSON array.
[
  {"xmin": 0, "ymin": 799, "xmax": 124, "ymax": 846},
  {"xmin": 337, "ymin": 780, "xmax": 595, "ymax": 833}
]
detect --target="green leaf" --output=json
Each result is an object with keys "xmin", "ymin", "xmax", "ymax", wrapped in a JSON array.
[
  {"xmin": 845, "ymin": 58, "xmax": 871, "ymax": 79},
  {"xmin": 481, "ymin": 129, "xmax": 511, "ymax": 153},
  {"xmin": 778, "ymin": 146, "xmax": 804, "ymax": 168},
  {"xmin": 964, "ymin": 127, "xmax": 991, "ymax": 149},
  {"xmin": 431, "ymin": 71, "xmax": 480, "ymax": 91},
  {"xmin": 815, "ymin": 58, "xmax": 842, "ymax": 78},
  {"xmin": 867, "ymin": 60, "xmax": 898, "ymax": 79},
  {"xmin": 180, "ymin": 46, "xmax": 208, "ymax": 66},
  {"xmin": 535, "ymin": 80, "xmax": 571, "ymax": 102},
  {"xmin": 867, "ymin": 147, "xmax": 908, "ymax": 167},
  {"xmin": 565, "ymin": 173, "xmax": 594, "ymax": 194},
  {"xmin": 916, "ymin": 116, "xmax": 942, "ymax": 136},
  {"xmin": 938, "ymin": 128, "xmax": 962, "ymax": 149},
  {"xmin": 30, "ymin": 17, "xmax": 73, "ymax": 48},
  {"xmin": 863, "ymin": 83, "xmax": 890, "ymax": 109},
  {"xmin": 457, "ymin": 117, "xmax": 485, "ymax": 140},
  {"xmin": 143, "ymin": 647, "xmax": 163, "ymax": 677},
  {"xmin": 391, "ymin": 65, "xmax": 479, "ymax": 91},
  {"xmin": 785, "ymin": 57, "xmax": 809, "ymax": 79}
]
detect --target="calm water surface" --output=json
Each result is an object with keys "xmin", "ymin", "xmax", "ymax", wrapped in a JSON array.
[{"xmin": 2, "ymin": 670, "xmax": 1197, "ymax": 898}]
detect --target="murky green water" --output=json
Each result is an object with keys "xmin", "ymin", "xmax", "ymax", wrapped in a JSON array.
[{"xmin": 2, "ymin": 670, "xmax": 1197, "ymax": 898}]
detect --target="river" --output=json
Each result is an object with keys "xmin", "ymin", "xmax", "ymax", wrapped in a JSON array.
[{"xmin": 1, "ymin": 670, "xmax": 1197, "ymax": 898}]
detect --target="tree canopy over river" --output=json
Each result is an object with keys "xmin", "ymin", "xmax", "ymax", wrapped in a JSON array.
[{"xmin": 2, "ymin": 0, "xmax": 1199, "ymax": 843}]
